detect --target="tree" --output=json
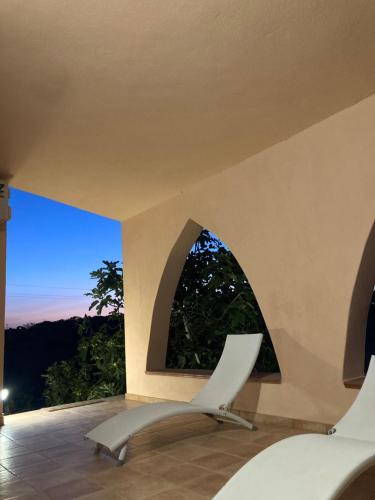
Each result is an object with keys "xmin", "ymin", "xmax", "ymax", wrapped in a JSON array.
[
  {"xmin": 166, "ymin": 230, "xmax": 279, "ymax": 372},
  {"xmin": 44, "ymin": 261, "xmax": 125, "ymax": 406},
  {"xmin": 85, "ymin": 260, "xmax": 124, "ymax": 315}
]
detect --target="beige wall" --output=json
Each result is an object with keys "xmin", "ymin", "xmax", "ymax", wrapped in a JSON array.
[{"xmin": 123, "ymin": 95, "xmax": 375, "ymax": 425}]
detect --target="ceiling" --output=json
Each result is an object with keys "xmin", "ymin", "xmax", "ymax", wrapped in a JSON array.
[{"xmin": 1, "ymin": 0, "xmax": 375, "ymax": 220}]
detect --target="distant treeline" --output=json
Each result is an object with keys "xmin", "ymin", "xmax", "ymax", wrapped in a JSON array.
[{"xmin": 4, "ymin": 316, "xmax": 109, "ymax": 413}]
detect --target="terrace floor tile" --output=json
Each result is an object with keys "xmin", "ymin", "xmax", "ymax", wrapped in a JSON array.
[{"xmin": 1, "ymin": 398, "xmax": 374, "ymax": 499}]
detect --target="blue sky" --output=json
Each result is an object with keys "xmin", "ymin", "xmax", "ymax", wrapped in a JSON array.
[{"xmin": 6, "ymin": 189, "xmax": 122, "ymax": 327}]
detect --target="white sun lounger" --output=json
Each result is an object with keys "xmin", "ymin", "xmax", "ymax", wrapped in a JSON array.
[
  {"xmin": 85, "ymin": 333, "xmax": 263, "ymax": 465},
  {"xmin": 214, "ymin": 355, "xmax": 375, "ymax": 500}
]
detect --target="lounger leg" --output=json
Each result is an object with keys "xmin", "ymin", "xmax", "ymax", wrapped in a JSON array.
[
  {"xmin": 217, "ymin": 411, "xmax": 255, "ymax": 431},
  {"xmin": 204, "ymin": 413, "xmax": 224, "ymax": 424},
  {"xmin": 94, "ymin": 443, "xmax": 102, "ymax": 455},
  {"xmin": 117, "ymin": 444, "xmax": 128, "ymax": 466}
]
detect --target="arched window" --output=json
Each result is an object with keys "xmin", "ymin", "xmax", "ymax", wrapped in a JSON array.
[
  {"xmin": 344, "ymin": 222, "xmax": 375, "ymax": 382},
  {"xmin": 165, "ymin": 229, "xmax": 279, "ymax": 373}
]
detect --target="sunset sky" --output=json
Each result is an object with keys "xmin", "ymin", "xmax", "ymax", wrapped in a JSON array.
[{"xmin": 5, "ymin": 189, "xmax": 122, "ymax": 327}]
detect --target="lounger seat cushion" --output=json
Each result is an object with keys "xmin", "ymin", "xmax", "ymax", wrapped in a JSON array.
[
  {"xmin": 86, "ymin": 402, "xmax": 211, "ymax": 452},
  {"xmin": 214, "ymin": 355, "xmax": 375, "ymax": 499},
  {"xmin": 214, "ymin": 434, "xmax": 375, "ymax": 500}
]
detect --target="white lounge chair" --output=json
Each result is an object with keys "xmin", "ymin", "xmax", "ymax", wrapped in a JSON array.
[
  {"xmin": 85, "ymin": 333, "xmax": 263, "ymax": 465},
  {"xmin": 214, "ymin": 355, "xmax": 375, "ymax": 500}
]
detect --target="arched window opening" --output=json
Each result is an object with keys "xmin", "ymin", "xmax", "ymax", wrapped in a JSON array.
[
  {"xmin": 165, "ymin": 229, "xmax": 279, "ymax": 373},
  {"xmin": 344, "ymin": 222, "xmax": 375, "ymax": 383}
]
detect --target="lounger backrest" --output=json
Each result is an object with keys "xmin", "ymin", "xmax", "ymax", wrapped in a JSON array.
[
  {"xmin": 333, "ymin": 355, "xmax": 375, "ymax": 442},
  {"xmin": 191, "ymin": 333, "xmax": 263, "ymax": 409}
]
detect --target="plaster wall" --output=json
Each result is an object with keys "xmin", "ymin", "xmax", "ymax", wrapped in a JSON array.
[{"xmin": 123, "ymin": 95, "xmax": 375, "ymax": 425}]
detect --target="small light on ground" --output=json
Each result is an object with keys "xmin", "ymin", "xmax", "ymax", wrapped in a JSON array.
[{"xmin": 1, "ymin": 388, "xmax": 9, "ymax": 401}]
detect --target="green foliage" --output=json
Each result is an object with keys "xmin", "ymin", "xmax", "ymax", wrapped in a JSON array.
[
  {"xmin": 43, "ymin": 360, "xmax": 88, "ymax": 406},
  {"xmin": 166, "ymin": 230, "xmax": 279, "ymax": 373},
  {"xmin": 43, "ymin": 261, "xmax": 125, "ymax": 406},
  {"xmin": 85, "ymin": 260, "xmax": 124, "ymax": 315}
]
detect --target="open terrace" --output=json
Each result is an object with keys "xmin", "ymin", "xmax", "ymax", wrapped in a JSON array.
[{"xmin": 1, "ymin": 1, "xmax": 375, "ymax": 498}]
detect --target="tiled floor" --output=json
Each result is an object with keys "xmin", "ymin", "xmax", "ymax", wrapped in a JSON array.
[{"xmin": 0, "ymin": 398, "xmax": 374, "ymax": 499}]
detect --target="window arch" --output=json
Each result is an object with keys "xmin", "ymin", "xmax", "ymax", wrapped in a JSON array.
[{"xmin": 148, "ymin": 223, "xmax": 279, "ymax": 374}]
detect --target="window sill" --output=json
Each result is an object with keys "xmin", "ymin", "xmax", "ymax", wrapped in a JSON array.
[
  {"xmin": 145, "ymin": 369, "xmax": 281, "ymax": 384},
  {"xmin": 344, "ymin": 376, "xmax": 364, "ymax": 389}
]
